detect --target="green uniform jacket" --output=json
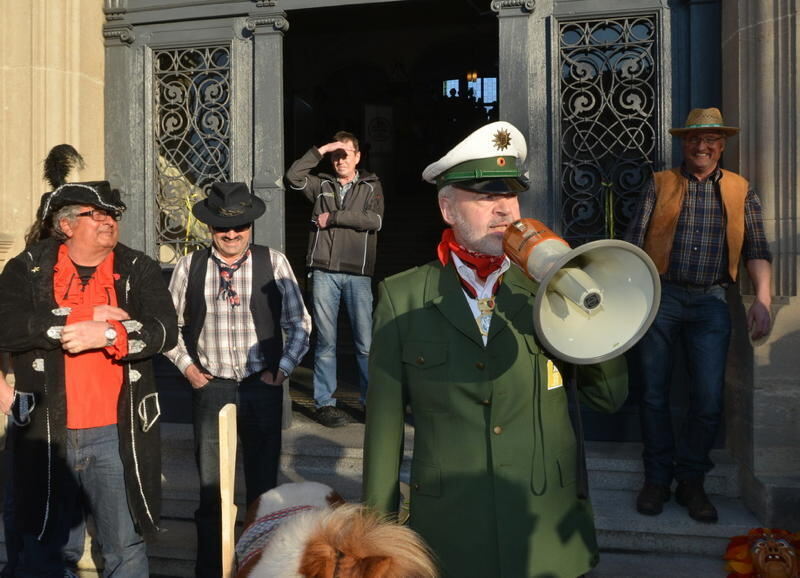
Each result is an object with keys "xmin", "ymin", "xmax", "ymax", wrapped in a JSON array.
[{"xmin": 363, "ymin": 261, "xmax": 628, "ymax": 578}]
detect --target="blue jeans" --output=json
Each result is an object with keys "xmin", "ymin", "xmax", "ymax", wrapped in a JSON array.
[
  {"xmin": 311, "ymin": 270, "xmax": 373, "ymax": 407},
  {"xmin": 16, "ymin": 425, "xmax": 146, "ymax": 578},
  {"xmin": 192, "ymin": 375, "xmax": 282, "ymax": 578},
  {"xmin": 631, "ymin": 282, "xmax": 731, "ymax": 486},
  {"xmin": 3, "ymin": 422, "xmax": 86, "ymax": 578}
]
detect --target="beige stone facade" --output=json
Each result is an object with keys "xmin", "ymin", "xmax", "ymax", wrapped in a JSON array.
[
  {"xmin": 0, "ymin": 0, "xmax": 105, "ymax": 265},
  {"xmin": 722, "ymin": 0, "xmax": 800, "ymax": 527}
]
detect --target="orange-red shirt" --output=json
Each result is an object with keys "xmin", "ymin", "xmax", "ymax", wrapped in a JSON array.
[{"xmin": 54, "ymin": 244, "xmax": 128, "ymax": 429}]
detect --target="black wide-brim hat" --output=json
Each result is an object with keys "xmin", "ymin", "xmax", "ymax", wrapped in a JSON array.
[
  {"xmin": 192, "ymin": 182, "xmax": 266, "ymax": 228},
  {"xmin": 42, "ymin": 181, "xmax": 127, "ymax": 219}
]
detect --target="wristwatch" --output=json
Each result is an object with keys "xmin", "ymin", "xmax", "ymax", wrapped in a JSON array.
[{"xmin": 104, "ymin": 325, "xmax": 118, "ymax": 347}]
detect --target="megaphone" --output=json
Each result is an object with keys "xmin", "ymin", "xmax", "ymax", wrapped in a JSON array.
[{"xmin": 503, "ymin": 218, "xmax": 660, "ymax": 365}]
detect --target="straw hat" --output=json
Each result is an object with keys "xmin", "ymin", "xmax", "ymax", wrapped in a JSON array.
[{"xmin": 669, "ymin": 107, "xmax": 739, "ymax": 137}]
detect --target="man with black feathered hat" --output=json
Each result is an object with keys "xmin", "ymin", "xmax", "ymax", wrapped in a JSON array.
[
  {"xmin": 0, "ymin": 146, "xmax": 178, "ymax": 576},
  {"xmin": 164, "ymin": 181, "xmax": 311, "ymax": 578}
]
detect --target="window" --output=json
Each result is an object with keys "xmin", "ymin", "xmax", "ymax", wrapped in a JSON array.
[
  {"xmin": 443, "ymin": 77, "xmax": 498, "ymax": 114},
  {"xmin": 153, "ymin": 45, "xmax": 232, "ymax": 264},
  {"xmin": 558, "ymin": 16, "xmax": 658, "ymax": 244}
]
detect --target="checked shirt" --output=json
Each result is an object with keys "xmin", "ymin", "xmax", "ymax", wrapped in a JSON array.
[
  {"xmin": 626, "ymin": 165, "xmax": 771, "ymax": 286},
  {"xmin": 166, "ymin": 245, "xmax": 311, "ymax": 381}
]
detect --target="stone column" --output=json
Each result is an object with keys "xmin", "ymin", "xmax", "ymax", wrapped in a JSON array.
[
  {"xmin": 246, "ymin": 7, "xmax": 289, "ymax": 251},
  {"xmin": 103, "ymin": 0, "xmax": 142, "ymax": 252},
  {"xmin": 0, "ymin": 0, "xmax": 105, "ymax": 267},
  {"xmin": 722, "ymin": 0, "xmax": 800, "ymax": 527},
  {"xmin": 493, "ymin": 0, "xmax": 555, "ymax": 225}
]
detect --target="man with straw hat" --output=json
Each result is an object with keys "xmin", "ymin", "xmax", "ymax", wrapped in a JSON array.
[{"xmin": 626, "ymin": 107, "xmax": 772, "ymax": 523}]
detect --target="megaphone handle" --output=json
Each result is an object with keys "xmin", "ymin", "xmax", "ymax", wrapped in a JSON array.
[{"xmin": 566, "ymin": 365, "xmax": 590, "ymax": 501}]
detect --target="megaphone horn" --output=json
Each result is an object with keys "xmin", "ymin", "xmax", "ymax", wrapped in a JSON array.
[{"xmin": 503, "ymin": 218, "xmax": 661, "ymax": 365}]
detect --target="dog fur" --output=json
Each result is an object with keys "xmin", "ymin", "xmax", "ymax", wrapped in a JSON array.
[{"xmin": 236, "ymin": 482, "xmax": 437, "ymax": 578}]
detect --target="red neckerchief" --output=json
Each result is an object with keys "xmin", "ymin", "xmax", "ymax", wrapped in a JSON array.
[{"xmin": 437, "ymin": 228, "xmax": 505, "ymax": 298}]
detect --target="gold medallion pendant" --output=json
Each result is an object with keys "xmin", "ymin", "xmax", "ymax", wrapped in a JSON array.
[{"xmin": 475, "ymin": 297, "xmax": 496, "ymax": 336}]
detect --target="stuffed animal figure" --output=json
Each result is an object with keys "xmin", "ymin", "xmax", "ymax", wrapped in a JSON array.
[
  {"xmin": 235, "ymin": 481, "xmax": 438, "ymax": 578},
  {"xmin": 725, "ymin": 528, "xmax": 800, "ymax": 578}
]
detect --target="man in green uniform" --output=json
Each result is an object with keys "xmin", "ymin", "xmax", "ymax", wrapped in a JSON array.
[{"xmin": 363, "ymin": 121, "xmax": 628, "ymax": 577}]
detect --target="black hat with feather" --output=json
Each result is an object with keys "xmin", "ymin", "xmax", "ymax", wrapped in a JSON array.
[{"xmin": 40, "ymin": 145, "xmax": 126, "ymax": 219}]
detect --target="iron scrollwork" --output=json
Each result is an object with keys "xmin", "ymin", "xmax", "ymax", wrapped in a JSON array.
[
  {"xmin": 153, "ymin": 46, "xmax": 232, "ymax": 264},
  {"xmin": 559, "ymin": 16, "xmax": 658, "ymax": 245}
]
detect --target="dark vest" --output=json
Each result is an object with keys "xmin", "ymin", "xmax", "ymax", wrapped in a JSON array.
[{"xmin": 182, "ymin": 245, "xmax": 283, "ymax": 374}]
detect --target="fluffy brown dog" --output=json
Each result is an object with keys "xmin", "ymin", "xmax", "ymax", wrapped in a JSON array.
[{"xmin": 235, "ymin": 481, "xmax": 438, "ymax": 578}]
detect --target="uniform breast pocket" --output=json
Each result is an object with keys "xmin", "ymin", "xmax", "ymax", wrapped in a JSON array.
[{"xmin": 401, "ymin": 341, "xmax": 448, "ymax": 384}]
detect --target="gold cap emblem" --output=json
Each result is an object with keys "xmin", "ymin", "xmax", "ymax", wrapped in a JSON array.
[{"xmin": 492, "ymin": 128, "xmax": 512, "ymax": 151}]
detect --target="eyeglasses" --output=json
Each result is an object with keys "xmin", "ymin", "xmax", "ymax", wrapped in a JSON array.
[
  {"xmin": 76, "ymin": 209, "xmax": 121, "ymax": 222},
  {"xmin": 332, "ymin": 149, "xmax": 358, "ymax": 158},
  {"xmin": 685, "ymin": 135, "xmax": 724, "ymax": 146},
  {"xmin": 212, "ymin": 224, "xmax": 251, "ymax": 233}
]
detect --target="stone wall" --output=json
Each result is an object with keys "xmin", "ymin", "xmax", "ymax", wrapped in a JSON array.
[
  {"xmin": 722, "ymin": 0, "xmax": 800, "ymax": 527},
  {"xmin": 0, "ymin": 0, "xmax": 105, "ymax": 268}
]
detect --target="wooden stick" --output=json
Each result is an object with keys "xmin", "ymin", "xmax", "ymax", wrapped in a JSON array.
[{"xmin": 219, "ymin": 403, "xmax": 238, "ymax": 578}]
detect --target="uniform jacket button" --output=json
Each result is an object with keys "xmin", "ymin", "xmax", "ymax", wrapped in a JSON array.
[
  {"xmin": 475, "ymin": 361, "xmax": 485, "ymax": 370},
  {"xmin": 416, "ymin": 356, "xmax": 425, "ymax": 365},
  {"xmin": 493, "ymin": 426, "xmax": 503, "ymax": 435},
  {"xmin": 481, "ymin": 399, "xmax": 491, "ymax": 406}
]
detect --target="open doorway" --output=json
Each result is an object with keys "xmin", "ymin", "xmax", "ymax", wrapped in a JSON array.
[{"xmin": 282, "ymin": 0, "xmax": 500, "ymax": 285}]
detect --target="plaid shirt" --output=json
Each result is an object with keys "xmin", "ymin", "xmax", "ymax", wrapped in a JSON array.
[
  {"xmin": 165, "ymin": 246, "xmax": 311, "ymax": 381},
  {"xmin": 626, "ymin": 166, "xmax": 771, "ymax": 286}
]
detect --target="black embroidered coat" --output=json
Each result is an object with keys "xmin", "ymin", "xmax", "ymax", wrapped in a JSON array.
[{"xmin": 0, "ymin": 238, "xmax": 178, "ymax": 538}]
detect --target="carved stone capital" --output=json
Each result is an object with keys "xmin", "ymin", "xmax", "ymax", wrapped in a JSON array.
[
  {"xmin": 104, "ymin": 25, "xmax": 135, "ymax": 45},
  {"xmin": 254, "ymin": 0, "xmax": 277, "ymax": 7},
  {"xmin": 490, "ymin": 0, "xmax": 535, "ymax": 14},
  {"xmin": 103, "ymin": 0, "xmax": 128, "ymax": 22},
  {"xmin": 245, "ymin": 15, "xmax": 290, "ymax": 35}
]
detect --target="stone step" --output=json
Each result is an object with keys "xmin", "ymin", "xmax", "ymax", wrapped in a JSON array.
[
  {"xmin": 159, "ymin": 420, "xmax": 740, "ymax": 512},
  {"xmin": 585, "ymin": 441, "xmax": 740, "ymax": 498},
  {"xmin": 593, "ymin": 488, "xmax": 759, "ymax": 556},
  {"xmin": 587, "ymin": 552, "xmax": 727, "ymax": 577},
  {"xmin": 0, "ymin": 515, "xmax": 737, "ymax": 578},
  {"xmin": 1, "ymin": 414, "xmax": 748, "ymax": 577}
]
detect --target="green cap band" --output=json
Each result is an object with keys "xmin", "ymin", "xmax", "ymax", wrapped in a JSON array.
[
  {"xmin": 686, "ymin": 123, "xmax": 725, "ymax": 128},
  {"xmin": 435, "ymin": 156, "xmax": 520, "ymax": 188}
]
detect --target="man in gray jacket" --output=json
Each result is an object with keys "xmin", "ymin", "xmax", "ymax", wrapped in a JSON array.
[{"xmin": 285, "ymin": 131, "xmax": 384, "ymax": 427}]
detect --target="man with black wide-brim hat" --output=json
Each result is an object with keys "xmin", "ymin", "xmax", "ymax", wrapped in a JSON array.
[
  {"xmin": 0, "ymin": 172, "xmax": 178, "ymax": 576},
  {"xmin": 164, "ymin": 181, "xmax": 310, "ymax": 578},
  {"xmin": 626, "ymin": 107, "xmax": 772, "ymax": 524}
]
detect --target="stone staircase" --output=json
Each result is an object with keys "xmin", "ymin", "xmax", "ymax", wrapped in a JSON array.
[{"xmin": 0, "ymin": 381, "xmax": 758, "ymax": 577}]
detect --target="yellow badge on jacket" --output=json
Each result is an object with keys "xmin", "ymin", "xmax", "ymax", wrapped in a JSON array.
[{"xmin": 547, "ymin": 360, "xmax": 563, "ymax": 390}]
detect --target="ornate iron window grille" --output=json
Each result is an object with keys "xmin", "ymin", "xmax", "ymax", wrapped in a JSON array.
[
  {"xmin": 558, "ymin": 15, "xmax": 658, "ymax": 245},
  {"xmin": 153, "ymin": 45, "xmax": 231, "ymax": 264}
]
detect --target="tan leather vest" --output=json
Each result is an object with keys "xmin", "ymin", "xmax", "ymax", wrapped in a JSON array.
[{"xmin": 643, "ymin": 167, "xmax": 748, "ymax": 281}]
